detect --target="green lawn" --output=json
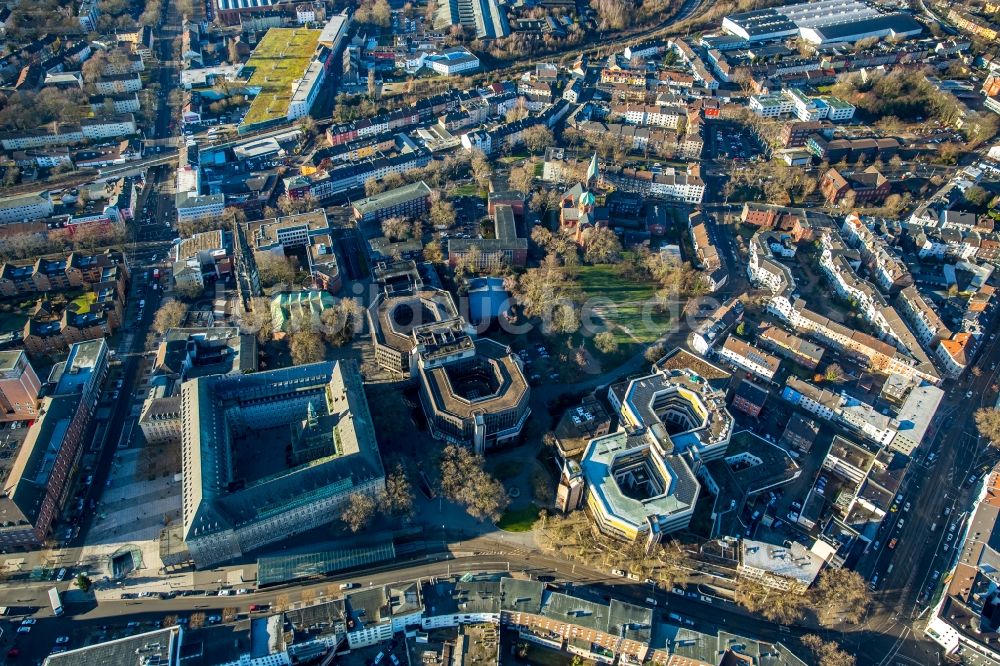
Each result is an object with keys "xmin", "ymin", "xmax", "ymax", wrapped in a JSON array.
[
  {"xmin": 499, "ymin": 150, "xmax": 530, "ymax": 165},
  {"xmin": 574, "ymin": 262, "xmax": 672, "ymax": 345},
  {"xmin": 497, "ymin": 504, "xmax": 540, "ymax": 532},
  {"xmin": 453, "ymin": 184, "xmax": 486, "ymax": 198},
  {"xmin": 69, "ymin": 291, "xmax": 97, "ymax": 312}
]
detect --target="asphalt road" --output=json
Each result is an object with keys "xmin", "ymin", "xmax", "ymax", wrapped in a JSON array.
[
  {"xmin": 842, "ymin": 331, "xmax": 1000, "ymax": 666},
  {"xmin": 32, "ymin": 0, "xmax": 184, "ymax": 594},
  {"xmin": 6, "ymin": 5, "xmax": 988, "ymax": 666},
  {"xmin": 3, "ymin": 546, "xmax": 833, "ymax": 663}
]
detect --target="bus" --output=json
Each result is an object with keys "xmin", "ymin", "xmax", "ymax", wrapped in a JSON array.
[{"xmin": 48, "ymin": 587, "xmax": 63, "ymax": 617}]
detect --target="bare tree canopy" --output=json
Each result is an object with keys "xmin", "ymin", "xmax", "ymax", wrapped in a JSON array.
[
  {"xmin": 152, "ymin": 300, "xmax": 188, "ymax": 334},
  {"xmin": 341, "ymin": 491, "xmax": 377, "ymax": 532},
  {"xmin": 289, "ymin": 324, "xmax": 326, "ymax": 365},
  {"xmin": 438, "ymin": 444, "xmax": 510, "ymax": 521},
  {"xmin": 801, "ymin": 635, "xmax": 856, "ymax": 666}
]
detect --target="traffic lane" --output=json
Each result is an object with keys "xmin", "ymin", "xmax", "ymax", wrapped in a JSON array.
[
  {"xmin": 9, "ymin": 542, "xmax": 910, "ymax": 666},
  {"xmin": 32, "ymin": 553, "xmax": 823, "ymax": 652},
  {"xmin": 857, "ymin": 335, "xmax": 1000, "ymax": 662},
  {"xmin": 74, "ymin": 249, "xmax": 164, "ymax": 547},
  {"xmin": 878, "ymin": 415, "xmax": 961, "ymax": 592}
]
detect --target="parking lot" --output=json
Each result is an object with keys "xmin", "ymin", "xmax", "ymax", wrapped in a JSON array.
[
  {"xmin": 704, "ymin": 120, "xmax": 765, "ymax": 162},
  {"xmin": 435, "ymin": 194, "xmax": 488, "ymax": 241}
]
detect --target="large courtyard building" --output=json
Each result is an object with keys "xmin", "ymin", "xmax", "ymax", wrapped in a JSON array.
[
  {"xmin": 575, "ymin": 351, "xmax": 734, "ymax": 551},
  {"xmin": 246, "ymin": 209, "xmax": 342, "ymax": 294},
  {"xmin": 581, "ymin": 429, "xmax": 701, "ymax": 549},
  {"xmin": 417, "ymin": 329, "xmax": 531, "ymax": 454},
  {"xmin": 367, "ymin": 286, "xmax": 465, "ymax": 376},
  {"xmin": 138, "ymin": 328, "xmax": 257, "ymax": 444},
  {"xmin": 180, "ymin": 361, "xmax": 384, "ymax": 568},
  {"xmin": 609, "ymin": 357, "xmax": 734, "ymax": 462},
  {"xmin": 367, "ymin": 266, "xmax": 530, "ymax": 452}
]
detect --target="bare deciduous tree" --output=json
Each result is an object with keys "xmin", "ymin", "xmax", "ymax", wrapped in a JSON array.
[
  {"xmin": 152, "ymin": 300, "xmax": 188, "ymax": 334},
  {"xmin": 341, "ymin": 492, "xmax": 377, "ymax": 532},
  {"xmin": 289, "ymin": 324, "xmax": 326, "ymax": 365},
  {"xmin": 439, "ymin": 444, "xmax": 510, "ymax": 522}
]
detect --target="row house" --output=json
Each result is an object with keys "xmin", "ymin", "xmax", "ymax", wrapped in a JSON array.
[
  {"xmin": 792, "ymin": 306, "xmax": 939, "ymax": 385},
  {"xmin": 0, "ymin": 250, "xmax": 129, "ymax": 298},
  {"xmin": 817, "ymin": 232, "xmax": 935, "ymax": 374},
  {"xmin": 574, "ymin": 121, "xmax": 702, "ymax": 160},
  {"xmin": 667, "ymin": 38, "xmax": 719, "ymax": 89},
  {"xmin": 748, "ymin": 231, "xmax": 940, "ymax": 385},
  {"xmin": 624, "ymin": 40, "xmax": 664, "ymax": 61},
  {"xmin": 759, "ymin": 324, "xmax": 825, "ymax": 369},
  {"xmin": 655, "ymin": 70, "xmax": 695, "ymax": 90},
  {"xmin": 0, "ymin": 115, "xmax": 137, "ymax": 150},
  {"xmin": 947, "ymin": 8, "xmax": 1000, "ymax": 41},
  {"xmin": 719, "ymin": 335, "xmax": 781, "ymax": 381},
  {"xmin": 746, "ymin": 232, "xmax": 796, "ymax": 301},
  {"xmin": 94, "ymin": 72, "xmax": 142, "ymax": 94},
  {"xmin": 609, "ymin": 103, "xmax": 686, "ymax": 130},
  {"xmin": 914, "ymin": 226, "xmax": 983, "ymax": 261},
  {"xmin": 601, "ymin": 165, "xmax": 705, "ymax": 204},
  {"xmin": 312, "ymin": 133, "xmax": 399, "ymax": 166},
  {"xmin": 936, "ymin": 332, "xmax": 973, "ymax": 379},
  {"xmin": 284, "ymin": 148, "xmax": 433, "ymax": 200},
  {"xmin": 605, "ymin": 83, "xmax": 650, "ymax": 104},
  {"xmin": 840, "ymin": 214, "xmax": 912, "ymax": 294},
  {"xmin": 896, "ymin": 285, "xmax": 952, "ymax": 348},
  {"xmin": 325, "ymin": 85, "xmax": 515, "ymax": 146},
  {"xmin": 22, "ymin": 284, "xmax": 124, "ymax": 354},
  {"xmin": 460, "ymin": 106, "xmax": 570, "ymax": 156},
  {"xmin": 89, "ymin": 92, "xmax": 141, "ymax": 115},
  {"xmin": 599, "ymin": 67, "xmax": 646, "ymax": 86},
  {"xmin": 688, "ymin": 211, "xmax": 727, "ymax": 292}
]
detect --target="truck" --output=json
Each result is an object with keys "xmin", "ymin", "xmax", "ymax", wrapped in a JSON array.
[
  {"xmin": 152, "ymin": 268, "xmax": 160, "ymax": 281},
  {"xmin": 49, "ymin": 587, "xmax": 63, "ymax": 617}
]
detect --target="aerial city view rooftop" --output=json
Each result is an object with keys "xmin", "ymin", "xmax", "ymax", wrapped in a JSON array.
[{"xmin": 4, "ymin": 0, "xmax": 1000, "ymax": 663}]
